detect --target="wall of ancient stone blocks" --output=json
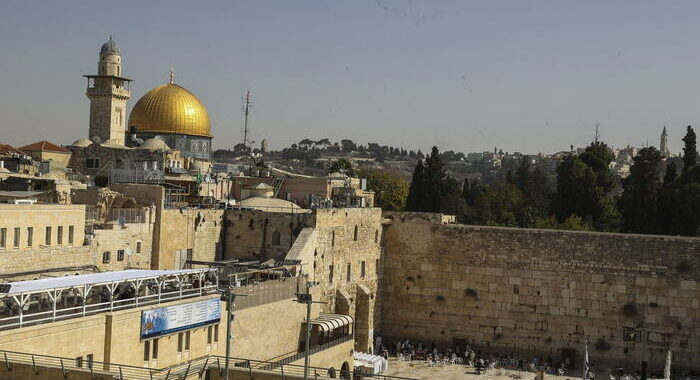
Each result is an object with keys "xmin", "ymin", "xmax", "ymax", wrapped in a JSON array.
[
  {"xmin": 381, "ymin": 214, "xmax": 700, "ymax": 370},
  {"xmin": 222, "ymin": 209, "xmax": 315, "ymax": 262},
  {"xmin": 311, "ymin": 208, "xmax": 384, "ymax": 353}
]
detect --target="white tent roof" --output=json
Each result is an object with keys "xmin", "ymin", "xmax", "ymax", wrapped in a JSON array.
[{"xmin": 2, "ymin": 269, "xmax": 210, "ymax": 295}]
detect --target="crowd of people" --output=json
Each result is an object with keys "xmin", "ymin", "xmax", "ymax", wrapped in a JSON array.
[{"xmin": 380, "ymin": 338, "xmax": 575, "ymax": 376}]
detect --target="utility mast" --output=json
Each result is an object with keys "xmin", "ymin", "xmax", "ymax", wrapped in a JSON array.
[{"xmin": 242, "ymin": 90, "xmax": 253, "ymax": 152}]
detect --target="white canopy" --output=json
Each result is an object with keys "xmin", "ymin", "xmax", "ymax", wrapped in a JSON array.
[
  {"xmin": 309, "ymin": 313, "xmax": 353, "ymax": 332},
  {"xmin": 1, "ymin": 269, "xmax": 212, "ymax": 296}
]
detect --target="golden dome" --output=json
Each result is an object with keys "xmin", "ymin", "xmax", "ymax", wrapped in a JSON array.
[{"xmin": 128, "ymin": 83, "xmax": 211, "ymax": 138}]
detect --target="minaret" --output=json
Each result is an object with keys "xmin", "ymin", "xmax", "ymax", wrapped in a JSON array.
[
  {"xmin": 660, "ymin": 126, "xmax": 670, "ymax": 158},
  {"xmin": 85, "ymin": 36, "xmax": 131, "ymax": 145}
]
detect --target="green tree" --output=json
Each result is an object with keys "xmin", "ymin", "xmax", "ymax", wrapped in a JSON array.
[
  {"xmin": 682, "ymin": 125, "xmax": 697, "ymax": 173},
  {"xmin": 620, "ymin": 147, "xmax": 662, "ymax": 233},
  {"xmin": 328, "ymin": 158, "xmax": 354, "ymax": 176},
  {"xmin": 356, "ymin": 167, "xmax": 409, "ymax": 211},
  {"xmin": 515, "ymin": 157, "xmax": 554, "ymax": 227},
  {"xmin": 406, "ymin": 160, "xmax": 428, "ymax": 212},
  {"xmin": 554, "ymin": 142, "xmax": 620, "ymax": 231}
]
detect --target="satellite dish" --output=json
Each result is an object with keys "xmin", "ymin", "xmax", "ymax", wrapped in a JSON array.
[{"xmin": 126, "ymin": 248, "xmax": 133, "ymax": 256}]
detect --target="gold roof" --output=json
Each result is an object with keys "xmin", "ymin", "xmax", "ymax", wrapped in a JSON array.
[{"xmin": 128, "ymin": 83, "xmax": 211, "ymax": 138}]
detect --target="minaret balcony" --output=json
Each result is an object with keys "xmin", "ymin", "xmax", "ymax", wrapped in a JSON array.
[{"xmin": 86, "ymin": 85, "xmax": 130, "ymax": 98}]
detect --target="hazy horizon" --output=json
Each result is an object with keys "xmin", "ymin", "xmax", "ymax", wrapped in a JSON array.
[{"xmin": 2, "ymin": 1, "xmax": 699, "ymax": 155}]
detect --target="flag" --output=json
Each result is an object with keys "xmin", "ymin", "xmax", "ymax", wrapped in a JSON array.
[{"xmin": 583, "ymin": 344, "xmax": 590, "ymax": 380}]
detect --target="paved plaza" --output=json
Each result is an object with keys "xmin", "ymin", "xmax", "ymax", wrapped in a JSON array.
[{"xmin": 383, "ymin": 357, "xmax": 584, "ymax": 380}]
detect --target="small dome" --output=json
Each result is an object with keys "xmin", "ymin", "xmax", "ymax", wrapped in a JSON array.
[
  {"xmin": 140, "ymin": 138, "xmax": 171, "ymax": 151},
  {"xmin": 70, "ymin": 139, "xmax": 92, "ymax": 148},
  {"xmin": 238, "ymin": 197, "xmax": 308, "ymax": 213},
  {"xmin": 100, "ymin": 36, "xmax": 119, "ymax": 55}
]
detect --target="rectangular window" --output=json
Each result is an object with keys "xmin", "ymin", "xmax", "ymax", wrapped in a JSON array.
[
  {"xmin": 346, "ymin": 263, "xmax": 352, "ymax": 282},
  {"xmin": 27, "ymin": 227, "xmax": 33, "ymax": 247},
  {"xmin": 86, "ymin": 158, "xmax": 100, "ymax": 169},
  {"xmin": 13, "ymin": 228, "xmax": 20, "ymax": 248},
  {"xmin": 136, "ymin": 241, "xmax": 142, "ymax": 253},
  {"xmin": 143, "ymin": 341, "xmax": 150, "ymax": 361},
  {"xmin": 214, "ymin": 325, "xmax": 219, "ymax": 343},
  {"xmin": 86, "ymin": 354, "xmax": 93, "ymax": 369},
  {"xmin": 152, "ymin": 339, "xmax": 159, "ymax": 359},
  {"xmin": 76, "ymin": 357, "xmax": 83, "ymax": 368},
  {"xmin": 0, "ymin": 228, "xmax": 6, "ymax": 249},
  {"xmin": 68, "ymin": 226, "xmax": 74, "ymax": 244},
  {"xmin": 328, "ymin": 265, "xmax": 334, "ymax": 284},
  {"xmin": 361, "ymin": 261, "xmax": 366, "ymax": 278},
  {"xmin": 103, "ymin": 251, "xmax": 110, "ymax": 263},
  {"xmin": 57, "ymin": 226, "xmax": 63, "ymax": 245},
  {"xmin": 117, "ymin": 249, "xmax": 125, "ymax": 261},
  {"xmin": 207, "ymin": 326, "xmax": 212, "ymax": 344},
  {"xmin": 45, "ymin": 227, "xmax": 51, "ymax": 245},
  {"xmin": 178, "ymin": 333, "xmax": 183, "ymax": 353},
  {"xmin": 185, "ymin": 331, "xmax": 191, "ymax": 351}
]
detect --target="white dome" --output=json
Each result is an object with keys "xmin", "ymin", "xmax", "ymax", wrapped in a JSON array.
[
  {"xmin": 70, "ymin": 139, "xmax": 92, "ymax": 148},
  {"xmin": 140, "ymin": 138, "xmax": 171, "ymax": 151}
]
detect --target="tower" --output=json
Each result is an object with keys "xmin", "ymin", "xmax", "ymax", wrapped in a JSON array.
[
  {"xmin": 85, "ymin": 36, "xmax": 131, "ymax": 145},
  {"xmin": 660, "ymin": 126, "xmax": 670, "ymax": 157}
]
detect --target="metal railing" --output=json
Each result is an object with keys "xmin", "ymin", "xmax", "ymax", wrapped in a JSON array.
[
  {"xmin": 0, "ymin": 349, "xmax": 155, "ymax": 379},
  {"xmin": 213, "ymin": 355, "xmax": 419, "ymax": 380},
  {"xmin": 109, "ymin": 169, "xmax": 163, "ymax": 184},
  {"xmin": 231, "ymin": 278, "xmax": 300, "ymax": 310},
  {"xmin": 0, "ymin": 349, "xmax": 420, "ymax": 380},
  {"xmin": 108, "ymin": 208, "xmax": 148, "ymax": 224},
  {"xmin": 259, "ymin": 335, "xmax": 354, "ymax": 371}
]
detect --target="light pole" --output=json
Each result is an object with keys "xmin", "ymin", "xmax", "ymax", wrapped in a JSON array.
[
  {"xmin": 219, "ymin": 287, "xmax": 246, "ymax": 380},
  {"xmin": 295, "ymin": 281, "xmax": 323, "ymax": 380}
]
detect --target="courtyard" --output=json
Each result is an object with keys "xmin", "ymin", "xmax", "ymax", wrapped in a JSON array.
[{"xmin": 383, "ymin": 357, "xmax": 584, "ymax": 380}]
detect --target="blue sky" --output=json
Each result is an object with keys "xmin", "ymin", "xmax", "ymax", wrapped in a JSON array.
[{"xmin": 1, "ymin": 0, "xmax": 699, "ymax": 154}]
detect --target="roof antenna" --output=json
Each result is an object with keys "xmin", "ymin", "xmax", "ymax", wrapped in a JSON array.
[{"xmin": 169, "ymin": 65, "xmax": 175, "ymax": 84}]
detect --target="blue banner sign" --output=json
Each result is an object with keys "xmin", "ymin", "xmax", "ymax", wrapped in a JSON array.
[{"xmin": 141, "ymin": 298, "xmax": 221, "ymax": 339}]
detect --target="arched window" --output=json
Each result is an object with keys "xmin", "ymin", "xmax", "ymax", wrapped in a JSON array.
[
  {"xmin": 353, "ymin": 225, "xmax": 358, "ymax": 241},
  {"xmin": 331, "ymin": 231, "xmax": 335, "ymax": 247},
  {"xmin": 271, "ymin": 230, "xmax": 281, "ymax": 246},
  {"xmin": 374, "ymin": 229, "xmax": 379, "ymax": 243}
]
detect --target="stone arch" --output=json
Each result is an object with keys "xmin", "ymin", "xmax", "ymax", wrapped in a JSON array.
[
  {"xmin": 340, "ymin": 362, "xmax": 350, "ymax": 379},
  {"xmin": 328, "ymin": 367, "xmax": 337, "ymax": 378}
]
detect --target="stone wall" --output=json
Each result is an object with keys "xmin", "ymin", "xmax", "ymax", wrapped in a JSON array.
[
  {"xmin": 381, "ymin": 213, "xmax": 700, "ymax": 370},
  {"xmin": 156, "ymin": 209, "xmax": 224, "ymax": 269},
  {"xmin": 310, "ymin": 208, "xmax": 384, "ymax": 353},
  {"xmin": 92, "ymin": 222, "xmax": 153, "ymax": 271},
  {"xmin": 223, "ymin": 209, "xmax": 315, "ymax": 262}
]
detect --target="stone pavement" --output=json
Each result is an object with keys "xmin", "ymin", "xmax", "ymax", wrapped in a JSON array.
[{"xmin": 383, "ymin": 358, "xmax": 584, "ymax": 380}]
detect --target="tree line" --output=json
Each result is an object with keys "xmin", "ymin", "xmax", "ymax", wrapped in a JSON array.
[{"xmin": 404, "ymin": 126, "xmax": 700, "ymax": 236}]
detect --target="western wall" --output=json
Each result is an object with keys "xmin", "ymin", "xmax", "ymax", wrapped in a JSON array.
[{"xmin": 380, "ymin": 212, "xmax": 700, "ymax": 370}]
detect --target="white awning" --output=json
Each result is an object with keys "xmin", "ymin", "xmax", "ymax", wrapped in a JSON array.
[
  {"xmin": 309, "ymin": 313, "xmax": 353, "ymax": 332},
  {"xmin": 1, "ymin": 269, "xmax": 213, "ymax": 296}
]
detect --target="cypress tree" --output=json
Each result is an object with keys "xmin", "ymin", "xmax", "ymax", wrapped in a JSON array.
[{"xmin": 682, "ymin": 125, "xmax": 697, "ymax": 173}]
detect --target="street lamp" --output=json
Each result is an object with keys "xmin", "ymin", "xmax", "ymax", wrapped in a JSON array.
[
  {"xmin": 218, "ymin": 287, "xmax": 246, "ymax": 380},
  {"xmin": 295, "ymin": 281, "xmax": 323, "ymax": 380}
]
